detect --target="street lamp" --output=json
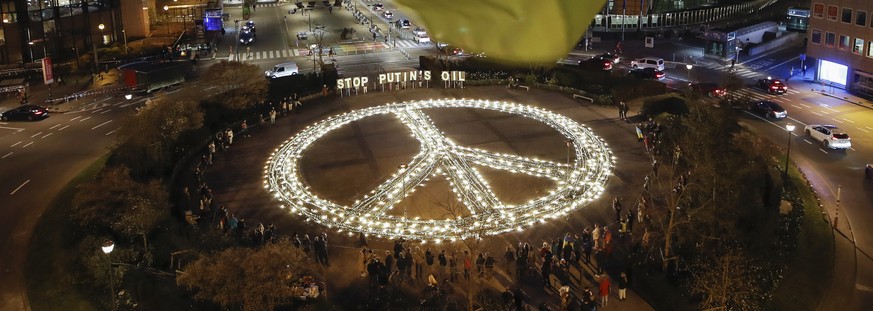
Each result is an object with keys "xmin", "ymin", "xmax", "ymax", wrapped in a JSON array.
[
  {"xmin": 91, "ymin": 24, "xmax": 101, "ymax": 75},
  {"xmin": 122, "ymin": 29, "xmax": 128, "ymax": 54},
  {"xmin": 100, "ymin": 240, "xmax": 115, "ymax": 311},
  {"xmin": 27, "ymin": 41, "xmax": 34, "ymax": 62},
  {"xmin": 784, "ymin": 123, "xmax": 795, "ymax": 177},
  {"xmin": 164, "ymin": 5, "xmax": 170, "ymax": 35},
  {"xmin": 685, "ymin": 64, "xmax": 693, "ymax": 82}
]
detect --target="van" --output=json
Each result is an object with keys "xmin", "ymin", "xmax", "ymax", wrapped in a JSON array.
[
  {"xmin": 630, "ymin": 57, "xmax": 665, "ymax": 71},
  {"xmin": 265, "ymin": 62, "xmax": 299, "ymax": 79}
]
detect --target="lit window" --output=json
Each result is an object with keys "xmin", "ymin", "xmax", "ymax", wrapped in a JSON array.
[
  {"xmin": 811, "ymin": 30, "xmax": 822, "ymax": 44},
  {"xmin": 828, "ymin": 5, "xmax": 838, "ymax": 21},
  {"xmin": 853, "ymin": 38, "xmax": 864, "ymax": 54},
  {"xmin": 825, "ymin": 32, "xmax": 836, "ymax": 47},
  {"xmin": 813, "ymin": 3, "xmax": 824, "ymax": 18},
  {"xmin": 867, "ymin": 42, "xmax": 873, "ymax": 57},
  {"xmin": 842, "ymin": 8, "xmax": 853, "ymax": 23},
  {"xmin": 858, "ymin": 11, "xmax": 868, "ymax": 26},
  {"xmin": 839, "ymin": 35, "xmax": 850, "ymax": 50}
]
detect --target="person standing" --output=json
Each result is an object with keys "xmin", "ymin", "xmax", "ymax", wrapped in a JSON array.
[
  {"xmin": 613, "ymin": 197, "xmax": 622, "ymax": 222},
  {"xmin": 618, "ymin": 272, "xmax": 628, "ymax": 301},
  {"xmin": 438, "ymin": 250, "xmax": 448, "ymax": 280},
  {"xmin": 384, "ymin": 250, "xmax": 395, "ymax": 273},
  {"xmin": 580, "ymin": 286, "xmax": 595, "ymax": 311},
  {"xmin": 269, "ymin": 108, "xmax": 277, "ymax": 124},
  {"xmin": 425, "ymin": 248, "xmax": 435, "ymax": 275},
  {"xmin": 225, "ymin": 128, "xmax": 234, "ymax": 146},
  {"xmin": 599, "ymin": 275, "xmax": 611, "ymax": 308}
]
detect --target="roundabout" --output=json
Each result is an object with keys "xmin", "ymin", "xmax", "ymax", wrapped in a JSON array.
[{"xmin": 265, "ymin": 98, "xmax": 614, "ymax": 241}]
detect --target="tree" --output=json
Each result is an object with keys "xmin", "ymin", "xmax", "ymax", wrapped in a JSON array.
[
  {"xmin": 689, "ymin": 244, "xmax": 771, "ymax": 311},
  {"xmin": 72, "ymin": 166, "xmax": 167, "ymax": 249},
  {"xmin": 113, "ymin": 96, "xmax": 203, "ymax": 176},
  {"xmin": 200, "ymin": 61, "xmax": 268, "ymax": 110},
  {"xmin": 177, "ymin": 243, "xmax": 308, "ymax": 311}
]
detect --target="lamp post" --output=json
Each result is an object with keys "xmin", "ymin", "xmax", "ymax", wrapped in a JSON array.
[
  {"xmin": 685, "ymin": 64, "xmax": 693, "ymax": 82},
  {"xmin": 27, "ymin": 41, "xmax": 34, "ymax": 62},
  {"xmin": 164, "ymin": 5, "xmax": 170, "ymax": 36},
  {"xmin": 784, "ymin": 123, "xmax": 795, "ymax": 177},
  {"xmin": 122, "ymin": 29, "xmax": 128, "ymax": 54},
  {"xmin": 303, "ymin": 9, "xmax": 312, "ymax": 32},
  {"xmin": 91, "ymin": 25, "xmax": 100, "ymax": 74},
  {"xmin": 100, "ymin": 240, "xmax": 115, "ymax": 311}
]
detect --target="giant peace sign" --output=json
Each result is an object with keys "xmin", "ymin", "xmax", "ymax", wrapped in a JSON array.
[{"xmin": 265, "ymin": 99, "xmax": 613, "ymax": 241}]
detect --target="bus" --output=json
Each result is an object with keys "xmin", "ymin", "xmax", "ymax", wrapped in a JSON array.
[{"xmin": 203, "ymin": 0, "xmax": 224, "ymax": 32}]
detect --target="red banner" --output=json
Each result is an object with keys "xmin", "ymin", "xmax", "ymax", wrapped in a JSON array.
[{"xmin": 41, "ymin": 57, "xmax": 53, "ymax": 84}]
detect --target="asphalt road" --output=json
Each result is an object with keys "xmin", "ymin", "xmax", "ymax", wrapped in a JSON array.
[{"xmin": 0, "ymin": 95, "xmax": 145, "ymax": 311}]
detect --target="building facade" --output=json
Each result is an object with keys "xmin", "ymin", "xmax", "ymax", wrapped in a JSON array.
[
  {"xmin": 807, "ymin": 0, "xmax": 873, "ymax": 96},
  {"xmin": 0, "ymin": 0, "xmax": 150, "ymax": 65}
]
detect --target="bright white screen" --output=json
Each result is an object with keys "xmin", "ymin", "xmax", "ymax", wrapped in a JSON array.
[{"xmin": 820, "ymin": 60, "xmax": 848, "ymax": 85}]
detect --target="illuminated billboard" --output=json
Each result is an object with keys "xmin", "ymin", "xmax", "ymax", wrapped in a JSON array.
[{"xmin": 820, "ymin": 59, "xmax": 848, "ymax": 86}]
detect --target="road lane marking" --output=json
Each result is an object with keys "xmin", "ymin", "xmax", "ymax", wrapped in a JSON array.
[
  {"xmin": 866, "ymin": 126, "xmax": 873, "ymax": 131},
  {"xmin": 105, "ymin": 128, "xmax": 118, "ymax": 136},
  {"xmin": 22, "ymin": 142, "xmax": 33, "ymax": 148},
  {"xmin": 30, "ymin": 132, "xmax": 43, "ymax": 138},
  {"xmin": 41, "ymin": 132, "xmax": 52, "ymax": 139},
  {"xmin": 803, "ymin": 139, "xmax": 813, "ymax": 145},
  {"xmin": 0, "ymin": 126, "xmax": 25, "ymax": 132},
  {"xmin": 841, "ymin": 118, "xmax": 854, "ymax": 123},
  {"xmin": 49, "ymin": 124, "xmax": 60, "ymax": 130},
  {"xmin": 819, "ymin": 149, "xmax": 828, "ymax": 154},
  {"xmin": 831, "ymin": 119, "xmax": 842, "ymax": 123},
  {"xmin": 92, "ymin": 120, "xmax": 112, "ymax": 130},
  {"xmin": 9, "ymin": 179, "xmax": 29, "ymax": 195},
  {"xmin": 80, "ymin": 116, "xmax": 91, "ymax": 122},
  {"xmin": 70, "ymin": 116, "xmax": 81, "ymax": 121},
  {"xmin": 100, "ymin": 109, "xmax": 112, "ymax": 114},
  {"xmin": 810, "ymin": 111, "xmax": 824, "ymax": 116},
  {"xmin": 856, "ymin": 127, "xmax": 870, "ymax": 133},
  {"xmin": 92, "ymin": 109, "xmax": 103, "ymax": 114},
  {"xmin": 2, "ymin": 152, "xmax": 11, "ymax": 158},
  {"xmin": 796, "ymin": 103, "xmax": 811, "ymax": 108},
  {"xmin": 58, "ymin": 125, "xmax": 69, "ymax": 131},
  {"xmin": 11, "ymin": 141, "xmax": 21, "ymax": 147}
]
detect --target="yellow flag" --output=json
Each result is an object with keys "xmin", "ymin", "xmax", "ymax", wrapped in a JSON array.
[{"xmin": 395, "ymin": 0, "xmax": 607, "ymax": 64}]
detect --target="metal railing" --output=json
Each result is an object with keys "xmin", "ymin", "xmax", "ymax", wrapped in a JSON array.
[{"xmin": 591, "ymin": 0, "xmax": 778, "ymax": 32}]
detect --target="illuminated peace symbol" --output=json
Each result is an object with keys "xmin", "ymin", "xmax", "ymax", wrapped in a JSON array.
[{"xmin": 265, "ymin": 99, "xmax": 613, "ymax": 241}]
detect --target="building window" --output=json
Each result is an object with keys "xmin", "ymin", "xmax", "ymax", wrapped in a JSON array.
[
  {"xmin": 858, "ymin": 11, "xmax": 868, "ymax": 26},
  {"xmin": 813, "ymin": 3, "xmax": 824, "ymax": 18},
  {"xmin": 811, "ymin": 29, "xmax": 822, "ymax": 44},
  {"xmin": 839, "ymin": 35, "xmax": 850, "ymax": 50},
  {"xmin": 826, "ymin": 32, "xmax": 836, "ymax": 47},
  {"xmin": 854, "ymin": 38, "xmax": 864, "ymax": 54},
  {"xmin": 828, "ymin": 5, "xmax": 838, "ymax": 21},
  {"xmin": 842, "ymin": 8, "xmax": 853, "ymax": 23},
  {"xmin": 868, "ymin": 42, "xmax": 873, "ymax": 57}
]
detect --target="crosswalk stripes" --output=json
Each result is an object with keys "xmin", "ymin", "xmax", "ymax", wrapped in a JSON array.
[
  {"xmin": 696, "ymin": 62, "xmax": 760, "ymax": 78},
  {"xmin": 388, "ymin": 39, "xmax": 433, "ymax": 49}
]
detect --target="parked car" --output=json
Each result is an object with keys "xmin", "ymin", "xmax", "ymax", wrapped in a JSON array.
[
  {"xmin": 630, "ymin": 57, "xmax": 665, "ymax": 71},
  {"xmin": 382, "ymin": 11, "xmax": 394, "ymax": 20},
  {"xmin": 596, "ymin": 53, "xmax": 620, "ymax": 64},
  {"xmin": 577, "ymin": 57, "xmax": 613, "ymax": 71},
  {"xmin": 0, "ymin": 104, "xmax": 49, "ymax": 121},
  {"xmin": 628, "ymin": 68, "xmax": 665, "ymax": 80},
  {"xmin": 748, "ymin": 100, "xmax": 787, "ymax": 119},
  {"xmin": 688, "ymin": 82, "xmax": 726, "ymax": 97},
  {"xmin": 804, "ymin": 124, "xmax": 851, "ymax": 150},
  {"xmin": 757, "ymin": 77, "xmax": 788, "ymax": 94}
]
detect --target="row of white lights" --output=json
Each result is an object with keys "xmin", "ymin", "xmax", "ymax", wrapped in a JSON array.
[{"xmin": 264, "ymin": 99, "xmax": 614, "ymax": 241}]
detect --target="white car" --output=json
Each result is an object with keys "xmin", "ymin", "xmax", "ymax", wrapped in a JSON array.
[
  {"xmin": 412, "ymin": 27, "xmax": 426, "ymax": 36},
  {"xmin": 630, "ymin": 57, "xmax": 665, "ymax": 71},
  {"xmin": 373, "ymin": 3, "xmax": 384, "ymax": 11},
  {"xmin": 804, "ymin": 124, "xmax": 851, "ymax": 150},
  {"xmin": 383, "ymin": 11, "xmax": 394, "ymax": 20},
  {"xmin": 415, "ymin": 34, "xmax": 431, "ymax": 44}
]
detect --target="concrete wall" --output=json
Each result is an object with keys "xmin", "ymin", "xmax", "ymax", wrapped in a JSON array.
[{"xmin": 748, "ymin": 32, "xmax": 801, "ymax": 56}]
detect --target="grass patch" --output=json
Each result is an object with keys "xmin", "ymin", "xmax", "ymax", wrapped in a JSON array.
[
  {"xmin": 771, "ymin": 166, "xmax": 834, "ymax": 310},
  {"xmin": 25, "ymin": 156, "xmax": 108, "ymax": 311}
]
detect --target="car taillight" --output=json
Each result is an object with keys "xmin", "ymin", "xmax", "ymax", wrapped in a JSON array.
[
  {"xmin": 770, "ymin": 86, "xmax": 777, "ymax": 89},
  {"xmin": 657, "ymin": 73, "xmax": 664, "ymax": 77}
]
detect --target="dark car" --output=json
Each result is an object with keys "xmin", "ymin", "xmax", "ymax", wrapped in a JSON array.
[
  {"xmin": 749, "ymin": 100, "xmax": 787, "ymax": 119},
  {"xmin": 628, "ymin": 68, "xmax": 665, "ymax": 80},
  {"xmin": 688, "ymin": 82, "xmax": 726, "ymax": 97},
  {"xmin": 245, "ymin": 20, "xmax": 255, "ymax": 32},
  {"xmin": 0, "ymin": 104, "xmax": 49, "ymax": 121},
  {"xmin": 596, "ymin": 53, "xmax": 620, "ymax": 64},
  {"xmin": 866, "ymin": 164, "xmax": 873, "ymax": 179},
  {"xmin": 373, "ymin": 3, "xmax": 384, "ymax": 10},
  {"xmin": 577, "ymin": 57, "xmax": 612, "ymax": 71},
  {"xmin": 239, "ymin": 28, "xmax": 255, "ymax": 45},
  {"xmin": 757, "ymin": 77, "xmax": 788, "ymax": 94}
]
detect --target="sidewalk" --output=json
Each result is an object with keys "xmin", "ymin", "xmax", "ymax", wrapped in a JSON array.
[{"xmin": 0, "ymin": 69, "xmax": 122, "ymax": 114}]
